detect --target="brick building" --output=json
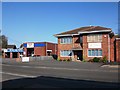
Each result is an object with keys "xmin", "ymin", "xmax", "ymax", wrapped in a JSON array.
[
  {"xmin": 54, "ymin": 26, "xmax": 120, "ymax": 62},
  {"xmin": 22, "ymin": 42, "xmax": 58, "ymax": 57},
  {"xmin": 2, "ymin": 45, "xmax": 23, "ymax": 58},
  {"xmin": 115, "ymin": 38, "xmax": 120, "ymax": 62}
]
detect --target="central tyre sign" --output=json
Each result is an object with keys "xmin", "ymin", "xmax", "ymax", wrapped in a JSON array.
[{"xmin": 27, "ymin": 43, "xmax": 34, "ymax": 48}]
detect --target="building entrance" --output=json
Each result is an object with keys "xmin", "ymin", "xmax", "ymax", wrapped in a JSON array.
[
  {"xmin": 27, "ymin": 48, "xmax": 34, "ymax": 57},
  {"xmin": 74, "ymin": 50, "xmax": 83, "ymax": 61}
]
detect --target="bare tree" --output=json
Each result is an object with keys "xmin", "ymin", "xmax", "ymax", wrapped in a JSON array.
[{"xmin": 0, "ymin": 35, "xmax": 8, "ymax": 48}]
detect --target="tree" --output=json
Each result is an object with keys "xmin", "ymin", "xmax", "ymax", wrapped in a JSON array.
[{"xmin": 0, "ymin": 35, "xmax": 8, "ymax": 48}]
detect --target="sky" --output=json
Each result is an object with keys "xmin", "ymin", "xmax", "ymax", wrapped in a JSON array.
[{"xmin": 2, "ymin": 2, "xmax": 118, "ymax": 48}]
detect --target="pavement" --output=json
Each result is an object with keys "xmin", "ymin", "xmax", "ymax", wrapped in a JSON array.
[{"xmin": 0, "ymin": 58, "xmax": 120, "ymax": 88}]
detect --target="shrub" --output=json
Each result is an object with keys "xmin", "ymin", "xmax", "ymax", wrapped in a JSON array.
[
  {"xmin": 82, "ymin": 60, "xmax": 87, "ymax": 62},
  {"xmin": 57, "ymin": 58, "xmax": 60, "ymax": 61},
  {"xmin": 63, "ymin": 59, "xmax": 66, "ymax": 61},
  {"xmin": 59, "ymin": 59, "xmax": 62, "ymax": 61},
  {"xmin": 67, "ymin": 59, "xmax": 71, "ymax": 61},
  {"xmin": 88, "ymin": 59, "xmax": 93, "ymax": 62},
  {"xmin": 101, "ymin": 56, "xmax": 107, "ymax": 63},
  {"xmin": 93, "ymin": 57, "xmax": 100, "ymax": 62}
]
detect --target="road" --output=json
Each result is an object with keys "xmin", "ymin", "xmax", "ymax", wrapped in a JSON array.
[{"xmin": 1, "ymin": 59, "xmax": 120, "ymax": 88}]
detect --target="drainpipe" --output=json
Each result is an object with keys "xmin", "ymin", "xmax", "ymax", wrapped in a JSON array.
[{"xmin": 108, "ymin": 34, "xmax": 110, "ymax": 63}]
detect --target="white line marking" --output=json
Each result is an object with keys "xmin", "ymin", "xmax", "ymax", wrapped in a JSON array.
[
  {"xmin": 1, "ymin": 72, "xmax": 36, "ymax": 78},
  {"xmin": 101, "ymin": 65, "xmax": 119, "ymax": 68}
]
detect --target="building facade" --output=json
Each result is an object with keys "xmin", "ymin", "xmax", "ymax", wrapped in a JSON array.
[
  {"xmin": 2, "ymin": 45, "xmax": 23, "ymax": 58},
  {"xmin": 54, "ymin": 26, "xmax": 120, "ymax": 62},
  {"xmin": 22, "ymin": 42, "xmax": 58, "ymax": 57}
]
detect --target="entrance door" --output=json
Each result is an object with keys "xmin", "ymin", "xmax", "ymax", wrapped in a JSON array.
[
  {"xmin": 12, "ymin": 52, "xmax": 18, "ymax": 58},
  {"xmin": 77, "ymin": 51, "xmax": 82, "ymax": 60},
  {"xmin": 74, "ymin": 51, "xmax": 83, "ymax": 61},
  {"xmin": 27, "ymin": 48, "xmax": 34, "ymax": 57}
]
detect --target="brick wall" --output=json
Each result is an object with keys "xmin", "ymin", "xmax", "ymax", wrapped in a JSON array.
[
  {"xmin": 57, "ymin": 33, "xmax": 116, "ymax": 61},
  {"xmin": 116, "ymin": 38, "xmax": 120, "ymax": 62},
  {"xmin": 110, "ymin": 36, "xmax": 115, "ymax": 62},
  {"xmin": 102, "ymin": 34, "xmax": 109, "ymax": 60},
  {"xmin": 82, "ymin": 33, "xmax": 110, "ymax": 61},
  {"xmin": 34, "ymin": 47, "xmax": 46, "ymax": 56},
  {"xmin": 24, "ymin": 42, "xmax": 57, "ymax": 57},
  {"xmin": 73, "ymin": 36, "xmax": 80, "ymax": 47},
  {"xmin": 82, "ymin": 34, "xmax": 88, "ymax": 60},
  {"xmin": 47, "ymin": 42, "xmax": 58, "ymax": 55},
  {"xmin": 58, "ymin": 37, "xmax": 73, "ymax": 60},
  {"xmin": 23, "ymin": 48, "xmax": 27, "ymax": 57}
]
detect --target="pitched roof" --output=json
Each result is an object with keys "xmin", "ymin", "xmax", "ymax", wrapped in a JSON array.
[
  {"xmin": 54, "ymin": 26, "xmax": 111, "ymax": 36},
  {"xmin": 7, "ymin": 45, "xmax": 17, "ymax": 49}
]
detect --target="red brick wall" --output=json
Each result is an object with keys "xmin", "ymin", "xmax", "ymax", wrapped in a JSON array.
[
  {"xmin": 82, "ymin": 33, "xmax": 110, "ymax": 61},
  {"xmin": 34, "ymin": 47, "xmax": 46, "ymax": 56},
  {"xmin": 102, "ymin": 34, "xmax": 109, "ymax": 60},
  {"xmin": 23, "ymin": 48, "xmax": 27, "ymax": 57},
  {"xmin": 47, "ymin": 42, "xmax": 58, "ymax": 55},
  {"xmin": 116, "ymin": 39, "xmax": 120, "ymax": 62},
  {"xmin": 58, "ymin": 37, "xmax": 73, "ymax": 60},
  {"xmin": 82, "ymin": 35, "xmax": 88, "ymax": 60},
  {"xmin": 58, "ymin": 33, "xmax": 115, "ymax": 61},
  {"xmin": 73, "ymin": 36, "xmax": 80, "ymax": 47},
  {"xmin": 110, "ymin": 36, "xmax": 115, "ymax": 62},
  {"xmin": 24, "ymin": 42, "xmax": 57, "ymax": 56}
]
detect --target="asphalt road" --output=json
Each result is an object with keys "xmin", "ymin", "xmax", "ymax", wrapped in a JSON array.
[{"xmin": 1, "ymin": 59, "xmax": 120, "ymax": 88}]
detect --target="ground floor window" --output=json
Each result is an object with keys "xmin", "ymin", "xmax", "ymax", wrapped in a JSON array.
[
  {"xmin": 60, "ymin": 50, "xmax": 72, "ymax": 57},
  {"xmin": 88, "ymin": 49, "xmax": 102, "ymax": 57}
]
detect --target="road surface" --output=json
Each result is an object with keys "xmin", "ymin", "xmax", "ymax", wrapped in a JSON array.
[{"xmin": 1, "ymin": 59, "xmax": 119, "ymax": 88}]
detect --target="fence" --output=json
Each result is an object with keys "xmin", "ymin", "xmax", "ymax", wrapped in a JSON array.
[{"xmin": 29, "ymin": 56, "xmax": 54, "ymax": 61}]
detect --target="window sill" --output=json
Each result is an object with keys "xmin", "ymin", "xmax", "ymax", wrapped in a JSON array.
[
  {"xmin": 88, "ymin": 56, "xmax": 102, "ymax": 57},
  {"xmin": 60, "ymin": 56, "xmax": 72, "ymax": 57},
  {"xmin": 60, "ymin": 43, "xmax": 72, "ymax": 44}
]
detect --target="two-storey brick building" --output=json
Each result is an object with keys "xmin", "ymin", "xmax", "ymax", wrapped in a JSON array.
[{"xmin": 54, "ymin": 26, "xmax": 120, "ymax": 62}]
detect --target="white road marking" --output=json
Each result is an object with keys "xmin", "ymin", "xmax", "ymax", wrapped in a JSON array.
[
  {"xmin": 0, "ymin": 72, "xmax": 36, "ymax": 78},
  {"xmin": 101, "ymin": 65, "xmax": 119, "ymax": 68},
  {"xmin": 2, "ymin": 64, "xmax": 118, "ymax": 72}
]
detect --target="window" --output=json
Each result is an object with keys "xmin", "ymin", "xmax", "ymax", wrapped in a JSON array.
[
  {"xmin": 60, "ymin": 50, "xmax": 72, "ymax": 57},
  {"xmin": 80, "ymin": 36, "xmax": 83, "ymax": 43},
  {"xmin": 88, "ymin": 49, "xmax": 102, "ymax": 57},
  {"xmin": 87, "ymin": 34, "xmax": 102, "ymax": 42},
  {"xmin": 60, "ymin": 37, "xmax": 72, "ymax": 44}
]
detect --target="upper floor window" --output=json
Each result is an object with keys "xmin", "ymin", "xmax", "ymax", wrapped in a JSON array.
[
  {"xmin": 87, "ymin": 34, "xmax": 102, "ymax": 42},
  {"xmin": 60, "ymin": 37, "xmax": 72, "ymax": 44},
  {"xmin": 80, "ymin": 36, "xmax": 83, "ymax": 43}
]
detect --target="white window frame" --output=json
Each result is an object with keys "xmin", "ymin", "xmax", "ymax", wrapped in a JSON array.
[
  {"xmin": 60, "ymin": 50, "xmax": 72, "ymax": 57},
  {"xmin": 87, "ymin": 34, "xmax": 102, "ymax": 42},
  {"xmin": 88, "ymin": 49, "xmax": 102, "ymax": 57},
  {"xmin": 60, "ymin": 37, "xmax": 72, "ymax": 44}
]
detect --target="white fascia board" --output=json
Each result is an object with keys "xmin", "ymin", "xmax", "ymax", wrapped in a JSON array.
[
  {"xmin": 54, "ymin": 34, "xmax": 79, "ymax": 37},
  {"xmin": 47, "ymin": 50, "xmax": 52, "ymax": 52},
  {"xmin": 78, "ymin": 30, "xmax": 111, "ymax": 34},
  {"xmin": 116, "ymin": 38, "xmax": 120, "ymax": 40}
]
